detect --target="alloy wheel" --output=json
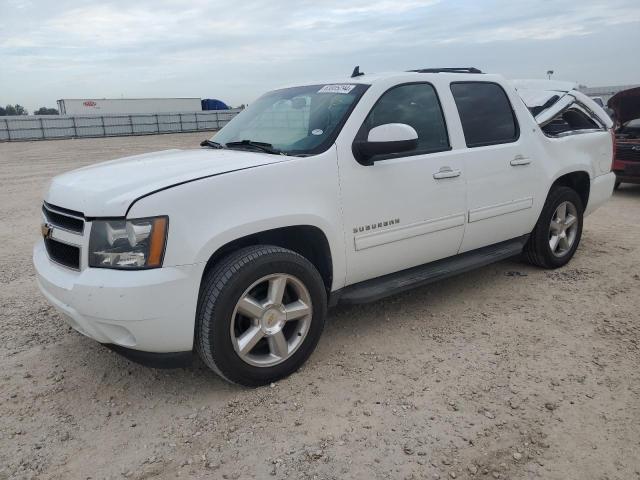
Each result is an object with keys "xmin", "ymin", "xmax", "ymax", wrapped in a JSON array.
[
  {"xmin": 230, "ymin": 274, "xmax": 313, "ymax": 367},
  {"xmin": 548, "ymin": 201, "xmax": 579, "ymax": 257}
]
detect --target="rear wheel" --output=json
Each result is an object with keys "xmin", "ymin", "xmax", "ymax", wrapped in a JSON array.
[
  {"xmin": 523, "ymin": 186, "xmax": 584, "ymax": 269},
  {"xmin": 196, "ymin": 245, "xmax": 327, "ymax": 386}
]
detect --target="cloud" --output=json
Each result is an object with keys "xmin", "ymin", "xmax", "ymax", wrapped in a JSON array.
[{"xmin": 0, "ymin": 0, "xmax": 639, "ymax": 110}]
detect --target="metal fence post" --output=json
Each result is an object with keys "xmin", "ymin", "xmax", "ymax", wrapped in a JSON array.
[
  {"xmin": 128, "ymin": 115, "xmax": 133, "ymax": 135},
  {"xmin": 71, "ymin": 117, "xmax": 78, "ymax": 138},
  {"xmin": 195, "ymin": 113, "xmax": 200, "ymax": 131},
  {"xmin": 39, "ymin": 117, "xmax": 45, "ymax": 139},
  {"xmin": 101, "ymin": 116, "xmax": 106, "ymax": 137},
  {"xmin": 155, "ymin": 114, "xmax": 160, "ymax": 133},
  {"xmin": 5, "ymin": 119, "xmax": 11, "ymax": 141}
]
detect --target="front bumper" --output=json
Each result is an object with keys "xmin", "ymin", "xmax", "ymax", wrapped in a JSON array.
[
  {"xmin": 585, "ymin": 172, "xmax": 616, "ymax": 216},
  {"xmin": 34, "ymin": 240, "xmax": 203, "ymax": 353}
]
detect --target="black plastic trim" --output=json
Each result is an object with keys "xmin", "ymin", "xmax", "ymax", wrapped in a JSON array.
[
  {"xmin": 44, "ymin": 237, "xmax": 81, "ymax": 270},
  {"xmin": 409, "ymin": 67, "xmax": 483, "ymax": 74},
  {"xmin": 43, "ymin": 201, "xmax": 84, "ymax": 219},
  {"xmin": 329, "ymin": 235, "xmax": 529, "ymax": 305},
  {"xmin": 104, "ymin": 344, "xmax": 193, "ymax": 369},
  {"xmin": 43, "ymin": 204, "xmax": 85, "ymax": 234}
]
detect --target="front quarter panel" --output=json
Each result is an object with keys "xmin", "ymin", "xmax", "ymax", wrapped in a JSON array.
[{"xmin": 127, "ymin": 148, "xmax": 346, "ymax": 290}]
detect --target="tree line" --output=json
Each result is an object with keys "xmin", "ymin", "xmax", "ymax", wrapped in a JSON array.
[{"xmin": 1, "ymin": 105, "xmax": 59, "ymax": 116}]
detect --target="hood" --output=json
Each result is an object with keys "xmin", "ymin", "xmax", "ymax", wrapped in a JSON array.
[
  {"xmin": 46, "ymin": 148, "xmax": 288, "ymax": 217},
  {"xmin": 608, "ymin": 86, "xmax": 640, "ymax": 126}
]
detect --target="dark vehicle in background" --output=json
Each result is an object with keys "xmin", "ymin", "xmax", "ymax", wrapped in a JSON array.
[{"xmin": 609, "ymin": 87, "xmax": 640, "ymax": 189}]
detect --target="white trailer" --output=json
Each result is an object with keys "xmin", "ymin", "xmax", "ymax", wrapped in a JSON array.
[{"xmin": 56, "ymin": 98, "xmax": 202, "ymax": 115}]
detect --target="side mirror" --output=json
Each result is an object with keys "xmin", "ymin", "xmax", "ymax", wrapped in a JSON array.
[{"xmin": 353, "ymin": 123, "xmax": 418, "ymax": 165}]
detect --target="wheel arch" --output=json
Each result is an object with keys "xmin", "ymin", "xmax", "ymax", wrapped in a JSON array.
[
  {"xmin": 549, "ymin": 170, "xmax": 590, "ymax": 208},
  {"xmin": 200, "ymin": 225, "xmax": 334, "ymax": 293}
]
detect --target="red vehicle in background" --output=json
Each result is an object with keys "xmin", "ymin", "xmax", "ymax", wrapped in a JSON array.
[{"xmin": 609, "ymin": 87, "xmax": 640, "ymax": 189}]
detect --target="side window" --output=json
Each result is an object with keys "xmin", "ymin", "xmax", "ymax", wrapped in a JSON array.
[
  {"xmin": 450, "ymin": 82, "xmax": 519, "ymax": 147},
  {"xmin": 360, "ymin": 83, "xmax": 450, "ymax": 156},
  {"xmin": 542, "ymin": 103, "xmax": 603, "ymax": 137}
]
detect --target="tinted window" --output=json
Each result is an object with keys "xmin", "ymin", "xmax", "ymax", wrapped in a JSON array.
[
  {"xmin": 361, "ymin": 83, "xmax": 450, "ymax": 155},
  {"xmin": 450, "ymin": 82, "xmax": 518, "ymax": 147}
]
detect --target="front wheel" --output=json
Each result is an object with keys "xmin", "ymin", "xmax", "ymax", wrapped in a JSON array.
[
  {"xmin": 523, "ymin": 186, "xmax": 584, "ymax": 269},
  {"xmin": 196, "ymin": 245, "xmax": 327, "ymax": 386}
]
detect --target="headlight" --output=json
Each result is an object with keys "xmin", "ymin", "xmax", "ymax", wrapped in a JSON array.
[{"xmin": 89, "ymin": 216, "xmax": 168, "ymax": 269}]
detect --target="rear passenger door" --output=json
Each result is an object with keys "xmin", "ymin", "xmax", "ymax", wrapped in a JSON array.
[{"xmin": 450, "ymin": 81, "xmax": 542, "ymax": 252}]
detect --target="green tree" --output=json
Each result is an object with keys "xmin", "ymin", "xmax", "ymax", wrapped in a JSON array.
[
  {"xmin": 34, "ymin": 107, "xmax": 59, "ymax": 115},
  {"xmin": 3, "ymin": 104, "xmax": 28, "ymax": 115}
]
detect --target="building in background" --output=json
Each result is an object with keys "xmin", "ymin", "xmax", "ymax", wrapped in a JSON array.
[{"xmin": 56, "ymin": 98, "xmax": 203, "ymax": 115}]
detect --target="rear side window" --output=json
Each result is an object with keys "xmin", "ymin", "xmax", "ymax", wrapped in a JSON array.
[
  {"xmin": 360, "ymin": 83, "xmax": 450, "ymax": 156},
  {"xmin": 542, "ymin": 103, "xmax": 603, "ymax": 137},
  {"xmin": 450, "ymin": 82, "xmax": 519, "ymax": 147}
]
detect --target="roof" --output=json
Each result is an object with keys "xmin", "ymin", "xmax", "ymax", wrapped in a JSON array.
[{"xmin": 276, "ymin": 69, "xmax": 504, "ymax": 91}]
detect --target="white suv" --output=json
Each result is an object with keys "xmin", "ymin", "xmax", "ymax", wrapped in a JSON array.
[{"xmin": 34, "ymin": 68, "xmax": 616, "ymax": 385}]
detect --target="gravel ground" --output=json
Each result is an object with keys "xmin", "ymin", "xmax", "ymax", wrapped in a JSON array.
[{"xmin": 1, "ymin": 133, "xmax": 639, "ymax": 480}]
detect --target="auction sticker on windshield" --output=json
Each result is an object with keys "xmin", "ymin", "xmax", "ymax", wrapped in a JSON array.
[{"xmin": 318, "ymin": 84, "xmax": 356, "ymax": 94}]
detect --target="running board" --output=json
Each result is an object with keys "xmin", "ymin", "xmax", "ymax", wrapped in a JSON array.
[{"xmin": 333, "ymin": 235, "xmax": 529, "ymax": 305}]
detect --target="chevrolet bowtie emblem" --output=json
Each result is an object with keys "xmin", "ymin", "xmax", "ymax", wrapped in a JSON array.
[{"xmin": 41, "ymin": 223, "xmax": 53, "ymax": 239}]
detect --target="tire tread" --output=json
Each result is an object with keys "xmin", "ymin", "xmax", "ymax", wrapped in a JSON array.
[
  {"xmin": 523, "ymin": 186, "xmax": 583, "ymax": 269},
  {"xmin": 195, "ymin": 245, "xmax": 324, "ymax": 386}
]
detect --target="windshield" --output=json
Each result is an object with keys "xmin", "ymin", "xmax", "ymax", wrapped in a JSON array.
[{"xmin": 211, "ymin": 84, "xmax": 368, "ymax": 155}]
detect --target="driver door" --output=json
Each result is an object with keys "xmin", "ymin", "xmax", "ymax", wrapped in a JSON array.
[{"xmin": 336, "ymin": 82, "xmax": 468, "ymax": 285}]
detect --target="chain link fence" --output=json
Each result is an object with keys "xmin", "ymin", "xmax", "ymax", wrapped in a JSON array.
[{"xmin": 0, "ymin": 110, "xmax": 241, "ymax": 142}]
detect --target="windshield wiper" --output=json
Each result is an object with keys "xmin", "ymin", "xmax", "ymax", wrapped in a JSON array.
[
  {"xmin": 225, "ymin": 140, "xmax": 282, "ymax": 155},
  {"xmin": 200, "ymin": 139, "xmax": 225, "ymax": 149}
]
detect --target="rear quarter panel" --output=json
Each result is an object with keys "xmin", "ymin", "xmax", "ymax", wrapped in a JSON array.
[{"xmin": 534, "ymin": 128, "xmax": 612, "ymax": 182}]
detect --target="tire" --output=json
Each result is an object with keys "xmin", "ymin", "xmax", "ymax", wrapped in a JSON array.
[
  {"xmin": 196, "ymin": 245, "xmax": 327, "ymax": 386},
  {"xmin": 523, "ymin": 186, "xmax": 584, "ymax": 269}
]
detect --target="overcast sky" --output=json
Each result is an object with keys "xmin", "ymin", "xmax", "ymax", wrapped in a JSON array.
[{"xmin": 1, "ymin": 0, "xmax": 640, "ymax": 112}]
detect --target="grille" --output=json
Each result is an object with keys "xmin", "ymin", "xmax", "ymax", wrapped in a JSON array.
[
  {"xmin": 616, "ymin": 144, "xmax": 640, "ymax": 163},
  {"xmin": 43, "ymin": 202, "xmax": 84, "ymax": 233},
  {"xmin": 44, "ymin": 237, "xmax": 81, "ymax": 270}
]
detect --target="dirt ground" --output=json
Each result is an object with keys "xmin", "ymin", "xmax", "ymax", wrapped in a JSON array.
[{"xmin": 1, "ymin": 133, "xmax": 639, "ymax": 480}]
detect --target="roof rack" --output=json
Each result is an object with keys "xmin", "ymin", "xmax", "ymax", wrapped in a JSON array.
[{"xmin": 408, "ymin": 67, "xmax": 483, "ymax": 74}]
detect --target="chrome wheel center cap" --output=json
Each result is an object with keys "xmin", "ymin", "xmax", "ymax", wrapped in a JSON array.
[{"xmin": 260, "ymin": 306, "xmax": 286, "ymax": 335}]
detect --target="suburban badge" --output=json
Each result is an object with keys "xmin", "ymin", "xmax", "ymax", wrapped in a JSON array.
[{"xmin": 353, "ymin": 218, "xmax": 400, "ymax": 234}]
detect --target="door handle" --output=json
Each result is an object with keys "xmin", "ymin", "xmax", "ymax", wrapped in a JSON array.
[
  {"xmin": 433, "ymin": 166, "xmax": 461, "ymax": 179},
  {"xmin": 510, "ymin": 155, "xmax": 531, "ymax": 166}
]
